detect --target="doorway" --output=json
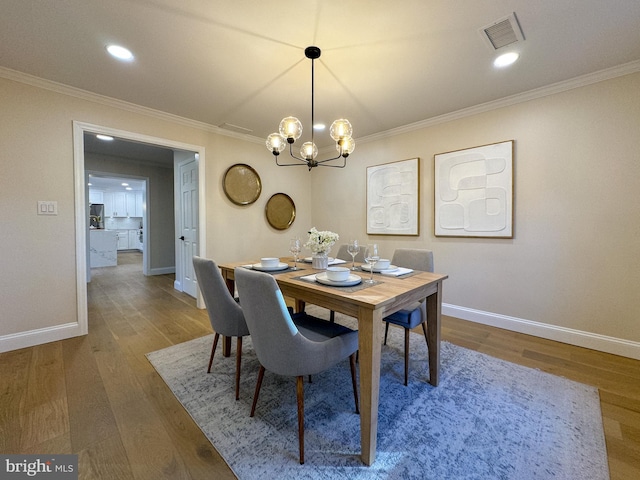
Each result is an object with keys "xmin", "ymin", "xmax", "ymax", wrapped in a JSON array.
[
  {"xmin": 86, "ymin": 171, "xmax": 148, "ymax": 280},
  {"xmin": 73, "ymin": 121, "xmax": 207, "ymax": 335}
]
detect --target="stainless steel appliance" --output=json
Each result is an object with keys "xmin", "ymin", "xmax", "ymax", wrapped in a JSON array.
[{"xmin": 89, "ymin": 203, "xmax": 105, "ymax": 229}]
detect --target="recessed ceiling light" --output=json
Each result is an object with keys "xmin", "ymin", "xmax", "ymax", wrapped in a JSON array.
[
  {"xmin": 125, "ymin": 187, "xmax": 133, "ymax": 191},
  {"xmin": 494, "ymin": 52, "xmax": 519, "ymax": 68},
  {"xmin": 121, "ymin": 183, "xmax": 129, "ymax": 187},
  {"xmin": 106, "ymin": 44, "xmax": 134, "ymax": 61},
  {"xmin": 313, "ymin": 123, "xmax": 326, "ymax": 131},
  {"xmin": 96, "ymin": 134, "xmax": 114, "ymax": 141}
]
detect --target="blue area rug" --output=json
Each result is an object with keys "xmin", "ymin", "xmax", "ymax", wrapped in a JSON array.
[{"xmin": 146, "ymin": 310, "xmax": 609, "ymax": 479}]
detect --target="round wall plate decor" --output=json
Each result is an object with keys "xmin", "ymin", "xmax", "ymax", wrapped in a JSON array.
[
  {"xmin": 222, "ymin": 163, "xmax": 262, "ymax": 205},
  {"xmin": 265, "ymin": 193, "xmax": 296, "ymax": 230}
]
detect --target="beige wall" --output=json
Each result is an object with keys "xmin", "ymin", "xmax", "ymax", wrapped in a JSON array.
[
  {"xmin": 1, "ymin": 71, "xmax": 639, "ymax": 358},
  {"xmin": 0, "ymin": 75, "xmax": 312, "ymax": 348},
  {"xmin": 311, "ymin": 72, "xmax": 640, "ymax": 356}
]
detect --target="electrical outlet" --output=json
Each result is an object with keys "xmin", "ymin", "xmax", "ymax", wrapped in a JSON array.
[{"xmin": 37, "ymin": 201, "xmax": 58, "ymax": 215}]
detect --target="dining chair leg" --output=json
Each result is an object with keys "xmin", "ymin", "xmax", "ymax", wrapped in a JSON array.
[
  {"xmin": 384, "ymin": 322, "xmax": 390, "ymax": 345},
  {"xmin": 235, "ymin": 336, "xmax": 242, "ymax": 401},
  {"xmin": 296, "ymin": 376, "xmax": 305, "ymax": 464},
  {"xmin": 349, "ymin": 353, "xmax": 360, "ymax": 414},
  {"xmin": 329, "ymin": 310, "xmax": 336, "ymax": 323},
  {"xmin": 207, "ymin": 333, "xmax": 220, "ymax": 373},
  {"xmin": 404, "ymin": 327, "xmax": 410, "ymax": 386},
  {"xmin": 250, "ymin": 365, "xmax": 265, "ymax": 417}
]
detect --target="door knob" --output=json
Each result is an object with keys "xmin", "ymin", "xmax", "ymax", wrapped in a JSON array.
[{"xmin": 179, "ymin": 236, "xmax": 185, "ymax": 241}]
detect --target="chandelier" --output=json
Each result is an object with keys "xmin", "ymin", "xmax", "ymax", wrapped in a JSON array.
[{"xmin": 265, "ymin": 46, "xmax": 355, "ymax": 171}]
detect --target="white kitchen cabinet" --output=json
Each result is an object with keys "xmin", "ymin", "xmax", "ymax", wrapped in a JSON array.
[
  {"xmin": 116, "ymin": 230, "xmax": 129, "ymax": 250},
  {"xmin": 103, "ymin": 192, "xmax": 114, "ymax": 217},
  {"xmin": 89, "ymin": 189, "xmax": 104, "ymax": 204},
  {"xmin": 128, "ymin": 230, "xmax": 140, "ymax": 249},
  {"xmin": 102, "ymin": 191, "xmax": 143, "ymax": 218},
  {"xmin": 112, "ymin": 192, "xmax": 127, "ymax": 217},
  {"xmin": 125, "ymin": 192, "xmax": 136, "ymax": 217},
  {"xmin": 135, "ymin": 192, "xmax": 144, "ymax": 217},
  {"xmin": 103, "ymin": 192, "xmax": 127, "ymax": 217}
]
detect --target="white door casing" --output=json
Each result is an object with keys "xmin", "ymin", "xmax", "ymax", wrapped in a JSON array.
[{"xmin": 71, "ymin": 121, "xmax": 206, "ymax": 348}]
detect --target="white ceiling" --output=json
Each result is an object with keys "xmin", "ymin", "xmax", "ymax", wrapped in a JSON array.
[
  {"xmin": 2, "ymin": 1, "xmax": 640, "ymax": 149},
  {"xmin": 84, "ymin": 132, "xmax": 175, "ymax": 164}
]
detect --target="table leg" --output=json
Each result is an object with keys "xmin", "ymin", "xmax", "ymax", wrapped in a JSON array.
[
  {"xmin": 357, "ymin": 306, "xmax": 383, "ymax": 465},
  {"xmin": 425, "ymin": 281, "xmax": 442, "ymax": 387},
  {"xmin": 294, "ymin": 299, "xmax": 306, "ymax": 313}
]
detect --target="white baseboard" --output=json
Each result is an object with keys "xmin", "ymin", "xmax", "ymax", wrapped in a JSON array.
[
  {"xmin": 443, "ymin": 304, "xmax": 640, "ymax": 360},
  {"xmin": 148, "ymin": 266, "xmax": 175, "ymax": 275},
  {"xmin": 0, "ymin": 322, "xmax": 84, "ymax": 353}
]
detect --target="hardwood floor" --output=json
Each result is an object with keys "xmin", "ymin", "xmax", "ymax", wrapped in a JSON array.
[{"xmin": 1, "ymin": 251, "xmax": 638, "ymax": 479}]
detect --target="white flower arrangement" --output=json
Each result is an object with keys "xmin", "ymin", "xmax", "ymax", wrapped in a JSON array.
[{"xmin": 304, "ymin": 227, "xmax": 339, "ymax": 254}]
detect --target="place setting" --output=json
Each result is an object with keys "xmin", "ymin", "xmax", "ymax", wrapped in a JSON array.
[
  {"xmin": 298, "ymin": 266, "xmax": 372, "ymax": 292},
  {"xmin": 314, "ymin": 266, "xmax": 362, "ymax": 286},
  {"xmin": 359, "ymin": 259, "xmax": 415, "ymax": 278},
  {"xmin": 244, "ymin": 257, "xmax": 301, "ymax": 274},
  {"xmin": 357, "ymin": 243, "xmax": 415, "ymax": 278}
]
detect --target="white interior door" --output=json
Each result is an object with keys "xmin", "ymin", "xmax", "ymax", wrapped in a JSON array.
[{"xmin": 177, "ymin": 156, "xmax": 198, "ymax": 297}]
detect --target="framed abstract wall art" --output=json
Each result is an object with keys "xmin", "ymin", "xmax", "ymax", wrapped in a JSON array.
[
  {"xmin": 434, "ymin": 141, "xmax": 513, "ymax": 238},
  {"xmin": 366, "ymin": 157, "xmax": 419, "ymax": 236}
]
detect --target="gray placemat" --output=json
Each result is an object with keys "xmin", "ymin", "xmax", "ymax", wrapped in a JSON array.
[
  {"xmin": 241, "ymin": 265, "xmax": 308, "ymax": 275},
  {"xmin": 295, "ymin": 274, "xmax": 382, "ymax": 292},
  {"xmin": 356, "ymin": 267, "xmax": 421, "ymax": 279}
]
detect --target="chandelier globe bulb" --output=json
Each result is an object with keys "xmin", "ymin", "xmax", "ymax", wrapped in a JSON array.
[
  {"xmin": 266, "ymin": 133, "xmax": 287, "ymax": 155},
  {"xmin": 337, "ymin": 136, "xmax": 356, "ymax": 157},
  {"xmin": 279, "ymin": 116, "xmax": 303, "ymax": 142},
  {"xmin": 300, "ymin": 142, "xmax": 318, "ymax": 160},
  {"xmin": 329, "ymin": 119, "xmax": 353, "ymax": 142}
]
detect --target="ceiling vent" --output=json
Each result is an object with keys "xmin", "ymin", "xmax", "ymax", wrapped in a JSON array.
[{"xmin": 480, "ymin": 12, "xmax": 525, "ymax": 50}]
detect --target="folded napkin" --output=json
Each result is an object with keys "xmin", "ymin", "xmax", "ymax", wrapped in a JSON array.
[
  {"xmin": 300, "ymin": 274, "xmax": 318, "ymax": 282},
  {"xmin": 381, "ymin": 267, "xmax": 413, "ymax": 276}
]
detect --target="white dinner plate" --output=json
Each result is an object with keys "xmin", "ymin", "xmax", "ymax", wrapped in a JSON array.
[
  {"xmin": 360, "ymin": 264, "xmax": 399, "ymax": 273},
  {"xmin": 315, "ymin": 272, "xmax": 362, "ymax": 287},
  {"xmin": 303, "ymin": 257, "xmax": 335, "ymax": 263},
  {"xmin": 251, "ymin": 262, "xmax": 289, "ymax": 272}
]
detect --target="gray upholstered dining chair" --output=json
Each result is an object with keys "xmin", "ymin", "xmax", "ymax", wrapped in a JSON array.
[
  {"xmin": 234, "ymin": 267, "xmax": 359, "ymax": 464},
  {"xmin": 192, "ymin": 256, "xmax": 250, "ymax": 400},
  {"xmin": 383, "ymin": 248, "xmax": 434, "ymax": 385},
  {"xmin": 335, "ymin": 243, "xmax": 366, "ymax": 263}
]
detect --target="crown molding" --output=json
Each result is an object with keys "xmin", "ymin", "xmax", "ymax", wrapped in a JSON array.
[
  {"xmin": 0, "ymin": 66, "xmax": 264, "ymax": 144},
  {"xmin": 3, "ymin": 60, "xmax": 639, "ymax": 148}
]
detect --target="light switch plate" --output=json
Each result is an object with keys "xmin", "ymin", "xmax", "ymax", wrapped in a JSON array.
[{"xmin": 37, "ymin": 201, "xmax": 58, "ymax": 215}]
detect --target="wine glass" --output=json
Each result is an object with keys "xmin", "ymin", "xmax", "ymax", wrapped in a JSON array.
[
  {"xmin": 364, "ymin": 244, "xmax": 379, "ymax": 284},
  {"xmin": 347, "ymin": 239, "xmax": 360, "ymax": 270},
  {"xmin": 289, "ymin": 238, "xmax": 301, "ymax": 270}
]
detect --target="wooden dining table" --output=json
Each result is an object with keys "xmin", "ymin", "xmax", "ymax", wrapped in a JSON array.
[{"xmin": 217, "ymin": 259, "xmax": 447, "ymax": 466}]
